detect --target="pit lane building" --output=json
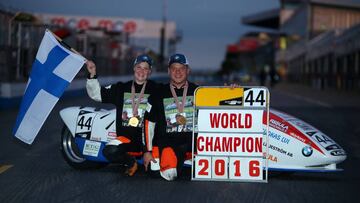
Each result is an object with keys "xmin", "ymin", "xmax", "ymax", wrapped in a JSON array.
[{"xmin": 242, "ymin": 0, "xmax": 360, "ymax": 91}]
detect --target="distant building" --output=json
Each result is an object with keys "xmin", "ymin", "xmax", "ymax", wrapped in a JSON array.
[
  {"xmin": 278, "ymin": 0, "xmax": 360, "ymax": 90},
  {"xmin": 280, "ymin": 0, "xmax": 360, "ymax": 40},
  {"xmin": 220, "ymin": 6, "xmax": 280, "ymax": 85},
  {"xmin": 35, "ymin": 13, "xmax": 178, "ymax": 73},
  {"xmin": 220, "ymin": 32, "xmax": 278, "ymax": 85},
  {"xmin": 240, "ymin": 0, "xmax": 360, "ymax": 90},
  {"xmin": 0, "ymin": 10, "xmax": 179, "ymax": 82}
]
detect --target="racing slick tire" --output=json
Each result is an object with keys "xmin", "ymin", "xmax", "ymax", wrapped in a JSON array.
[{"xmin": 61, "ymin": 125, "xmax": 107, "ymax": 169}]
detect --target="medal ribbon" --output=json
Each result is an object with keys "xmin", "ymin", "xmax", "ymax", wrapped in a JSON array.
[
  {"xmin": 131, "ymin": 81, "xmax": 147, "ymax": 116},
  {"xmin": 170, "ymin": 81, "xmax": 188, "ymax": 113}
]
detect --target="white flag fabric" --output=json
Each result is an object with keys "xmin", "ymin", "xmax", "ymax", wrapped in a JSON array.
[{"xmin": 13, "ymin": 29, "xmax": 86, "ymax": 144}]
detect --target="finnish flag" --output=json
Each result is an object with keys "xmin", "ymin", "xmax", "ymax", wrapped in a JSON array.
[{"xmin": 13, "ymin": 30, "xmax": 86, "ymax": 144}]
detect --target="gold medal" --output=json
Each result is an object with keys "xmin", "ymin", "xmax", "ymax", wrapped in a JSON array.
[
  {"xmin": 129, "ymin": 81, "xmax": 147, "ymax": 127},
  {"xmin": 176, "ymin": 114, "xmax": 187, "ymax": 125},
  {"xmin": 128, "ymin": 117, "xmax": 139, "ymax": 127},
  {"xmin": 178, "ymin": 115, "xmax": 187, "ymax": 125},
  {"xmin": 170, "ymin": 82, "xmax": 189, "ymax": 126}
]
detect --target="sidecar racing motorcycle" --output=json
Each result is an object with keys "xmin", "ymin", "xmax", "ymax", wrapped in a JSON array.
[{"xmin": 59, "ymin": 106, "xmax": 346, "ymax": 172}]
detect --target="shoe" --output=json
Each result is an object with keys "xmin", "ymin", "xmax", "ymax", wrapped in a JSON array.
[{"xmin": 125, "ymin": 161, "xmax": 138, "ymax": 176}]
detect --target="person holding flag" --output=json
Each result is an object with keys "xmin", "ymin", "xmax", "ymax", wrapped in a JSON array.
[
  {"xmin": 13, "ymin": 29, "xmax": 86, "ymax": 145},
  {"xmin": 86, "ymin": 54, "xmax": 158, "ymax": 176}
]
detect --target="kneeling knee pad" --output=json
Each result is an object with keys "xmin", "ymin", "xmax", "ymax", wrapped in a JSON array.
[{"xmin": 160, "ymin": 168, "xmax": 177, "ymax": 181}]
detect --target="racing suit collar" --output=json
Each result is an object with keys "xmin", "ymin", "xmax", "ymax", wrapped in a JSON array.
[
  {"xmin": 133, "ymin": 79, "xmax": 146, "ymax": 86},
  {"xmin": 170, "ymin": 81, "xmax": 188, "ymax": 89}
]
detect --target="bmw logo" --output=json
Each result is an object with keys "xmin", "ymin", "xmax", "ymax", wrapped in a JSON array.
[{"xmin": 302, "ymin": 146, "xmax": 313, "ymax": 157}]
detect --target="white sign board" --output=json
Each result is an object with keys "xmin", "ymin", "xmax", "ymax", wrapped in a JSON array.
[{"xmin": 192, "ymin": 87, "xmax": 269, "ymax": 182}]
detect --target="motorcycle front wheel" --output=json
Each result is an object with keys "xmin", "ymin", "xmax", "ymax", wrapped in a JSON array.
[{"xmin": 61, "ymin": 125, "xmax": 107, "ymax": 169}]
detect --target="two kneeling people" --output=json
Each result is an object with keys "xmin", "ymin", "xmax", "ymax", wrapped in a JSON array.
[{"xmin": 86, "ymin": 53, "xmax": 196, "ymax": 180}]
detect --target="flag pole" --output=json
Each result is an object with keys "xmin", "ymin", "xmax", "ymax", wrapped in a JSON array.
[{"xmin": 47, "ymin": 29, "xmax": 88, "ymax": 61}]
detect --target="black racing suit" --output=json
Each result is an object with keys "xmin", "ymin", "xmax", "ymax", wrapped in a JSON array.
[
  {"xmin": 87, "ymin": 78, "xmax": 158, "ymax": 166},
  {"xmin": 144, "ymin": 81, "xmax": 198, "ymax": 180}
]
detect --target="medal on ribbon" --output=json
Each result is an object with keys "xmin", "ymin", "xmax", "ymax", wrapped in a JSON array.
[
  {"xmin": 129, "ymin": 81, "xmax": 147, "ymax": 127},
  {"xmin": 128, "ymin": 116, "xmax": 140, "ymax": 127},
  {"xmin": 170, "ymin": 81, "xmax": 188, "ymax": 125}
]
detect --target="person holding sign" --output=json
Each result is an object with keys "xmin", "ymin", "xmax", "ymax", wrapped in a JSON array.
[
  {"xmin": 86, "ymin": 54, "xmax": 158, "ymax": 176},
  {"xmin": 143, "ymin": 53, "xmax": 199, "ymax": 181}
]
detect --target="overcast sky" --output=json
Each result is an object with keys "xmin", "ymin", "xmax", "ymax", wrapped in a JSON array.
[{"xmin": 0, "ymin": 0, "xmax": 279, "ymax": 70}]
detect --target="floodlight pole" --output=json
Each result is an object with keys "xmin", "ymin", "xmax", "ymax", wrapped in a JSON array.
[
  {"xmin": 8, "ymin": 12, "xmax": 20, "ymax": 46},
  {"xmin": 159, "ymin": 0, "xmax": 167, "ymax": 70}
]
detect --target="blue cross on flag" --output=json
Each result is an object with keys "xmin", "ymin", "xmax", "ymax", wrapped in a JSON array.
[{"xmin": 13, "ymin": 29, "xmax": 86, "ymax": 144}]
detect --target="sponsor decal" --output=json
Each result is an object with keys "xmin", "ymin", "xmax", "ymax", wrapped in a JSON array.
[
  {"xmin": 90, "ymin": 137, "xmax": 101, "ymax": 141},
  {"xmin": 268, "ymin": 144, "xmax": 287, "ymax": 155},
  {"xmin": 83, "ymin": 140, "xmax": 101, "ymax": 157},
  {"xmin": 281, "ymin": 137, "xmax": 290, "ymax": 145},
  {"xmin": 290, "ymin": 120, "xmax": 315, "ymax": 132},
  {"xmin": 266, "ymin": 143, "xmax": 293, "ymax": 157},
  {"xmin": 263, "ymin": 153, "xmax": 278, "ymax": 162},
  {"xmin": 289, "ymin": 132, "xmax": 306, "ymax": 143},
  {"xmin": 108, "ymin": 132, "xmax": 117, "ymax": 138},
  {"xmin": 269, "ymin": 119, "xmax": 288, "ymax": 133},
  {"xmin": 302, "ymin": 146, "xmax": 313, "ymax": 157},
  {"xmin": 107, "ymin": 132, "xmax": 117, "ymax": 142},
  {"xmin": 268, "ymin": 154, "xmax": 278, "ymax": 162},
  {"xmin": 268, "ymin": 112, "xmax": 324, "ymax": 155},
  {"xmin": 325, "ymin": 144, "xmax": 342, "ymax": 151},
  {"xmin": 271, "ymin": 110, "xmax": 294, "ymax": 121},
  {"xmin": 268, "ymin": 131, "xmax": 290, "ymax": 144},
  {"xmin": 330, "ymin": 150, "xmax": 346, "ymax": 156},
  {"xmin": 219, "ymin": 97, "xmax": 243, "ymax": 106},
  {"xmin": 270, "ymin": 113, "xmax": 333, "ymax": 154},
  {"xmin": 306, "ymin": 131, "xmax": 317, "ymax": 136},
  {"xmin": 269, "ymin": 130, "xmax": 281, "ymax": 140},
  {"xmin": 75, "ymin": 133, "xmax": 89, "ymax": 139}
]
